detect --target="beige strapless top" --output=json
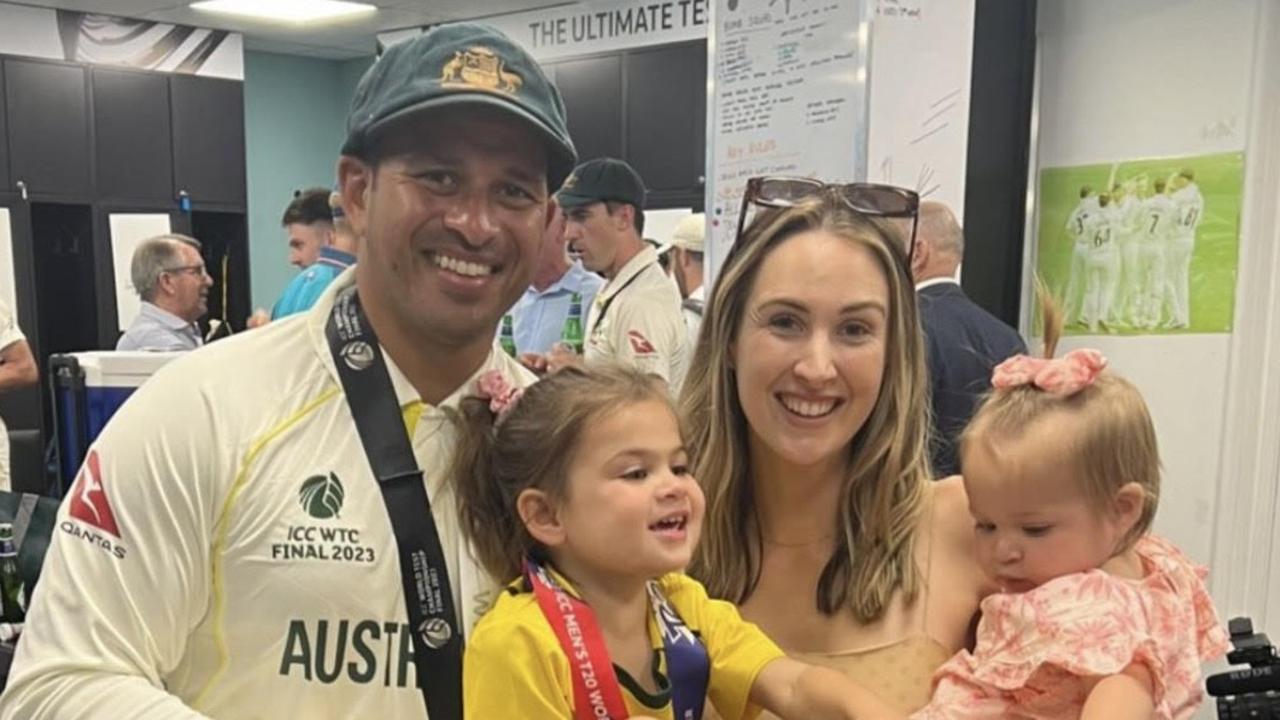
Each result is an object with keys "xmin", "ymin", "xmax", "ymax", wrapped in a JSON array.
[
  {"xmin": 741, "ymin": 488, "xmax": 955, "ymax": 717},
  {"xmin": 704, "ymin": 636, "xmax": 952, "ymax": 719},
  {"xmin": 782, "ymin": 636, "xmax": 952, "ymax": 715}
]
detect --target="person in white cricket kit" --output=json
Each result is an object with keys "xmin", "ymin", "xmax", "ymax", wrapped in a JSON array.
[
  {"xmin": 1063, "ymin": 186, "xmax": 1100, "ymax": 326},
  {"xmin": 0, "ymin": 22, "xmax": 576, "ymax": 720},
  {"xmin": 1166, "ymin": 169, "xmax": 1203, "ymax": 329},
  {"xmin": 1138, "ymin": 179, "xmax": 1179, "ymax": 329},
  {"xmin": 1080, "ymin": 193, "xmax": 1120, "ymax": 332}
]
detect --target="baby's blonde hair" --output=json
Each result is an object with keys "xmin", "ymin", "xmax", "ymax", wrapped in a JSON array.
[{"xmin": 961, "ymin": 293, "xmax": 1160, "ymax": 550}]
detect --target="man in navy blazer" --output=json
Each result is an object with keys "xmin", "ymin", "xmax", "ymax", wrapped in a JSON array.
[{"xmin": 913, "ymin": 202, "xmax": 1027, "ymax": 478}]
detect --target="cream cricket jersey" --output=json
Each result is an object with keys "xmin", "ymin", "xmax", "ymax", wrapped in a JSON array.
[
  {"xmin": 584, "ymin": 245, "xmax": 689, "ymax": 392},
  {"xmin": 1172, "ymin": 184, "xmax": 1204, "ymax": 237},
  {"xmin": 1, "ymin": 269, "xmax": 534, "ymax": 720}
]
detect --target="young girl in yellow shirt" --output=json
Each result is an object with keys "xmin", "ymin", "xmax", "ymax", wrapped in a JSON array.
[{"xmin": 452, "ymin": 364, "xmax": 893, "ymax": 719}]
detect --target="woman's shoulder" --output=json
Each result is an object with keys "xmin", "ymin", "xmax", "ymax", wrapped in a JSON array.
[
  {"xmin": 921, "ymin": 476, "xmax": 996, "ymax": 605},
  {"xmin": 926, "ymin": 475, "xmax": 974, "ymax": 538}
]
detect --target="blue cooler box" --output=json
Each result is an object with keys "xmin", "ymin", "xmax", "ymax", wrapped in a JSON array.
[{"xmin": 50, "ymin": 351, "xmax": 183, "ymax": 493}]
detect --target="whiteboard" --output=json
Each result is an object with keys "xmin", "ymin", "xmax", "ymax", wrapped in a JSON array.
[
  {"xmin": 109, "ymin": 214, "xmax": 173, "ymax": 333},
  {"xmin": 705, "ymin": 0, "xmax": 872, "ymax": 282},
  {"xmin": 0, "ymin": 209, "xmax": 17, "ymax": 317},
  {"xmin": 866, "ymin": 0, "xmax": 975, "ymax": 222}
]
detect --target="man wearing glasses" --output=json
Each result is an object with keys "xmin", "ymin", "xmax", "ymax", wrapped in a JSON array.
[{"xmin": 116, "ymin": 233, "xmax": 211, "ymax": 351}]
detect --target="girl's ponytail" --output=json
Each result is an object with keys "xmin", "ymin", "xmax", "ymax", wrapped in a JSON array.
[
  {"xmin": 449, "ymin": 395, "xmax": 516, "ymax": 583},
  {"xmin": 449, "ymin": 364, "xmax": 676, "ymax": 584}
]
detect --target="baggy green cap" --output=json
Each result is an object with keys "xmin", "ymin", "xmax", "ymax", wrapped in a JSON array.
[
  {"xmin": 555, "ymin": 157, "xmax": 647, "ymax": 210},
  {"xmin": 342, "ymin": 22, "xmax": 577, "ymax": 188}
]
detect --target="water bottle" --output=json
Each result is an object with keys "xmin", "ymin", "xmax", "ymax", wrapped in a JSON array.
[
  {"xmin": 560, "ymin": 293, "xmax": 584, "ymax": 356},
  {"xmin": 0, "ymin": 523, "xmax": 24, "ymax": 623},
  {"xmin": 499, "ymin": 315, "xmax": 517, "ymax": 357}
]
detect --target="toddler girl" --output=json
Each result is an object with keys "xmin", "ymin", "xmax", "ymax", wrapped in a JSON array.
[
  {"xmin": 451, "ymin": 364, "xmax": 892, "ymax": 719},
  {"xmin": 915, "ymin": 315, "xmax": 1228, "ymax": 719}
]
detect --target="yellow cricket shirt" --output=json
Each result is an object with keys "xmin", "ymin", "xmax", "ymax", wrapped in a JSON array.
[{"xmin": 464, "ymin": 571, "xmax": 783, "ymax": 719}]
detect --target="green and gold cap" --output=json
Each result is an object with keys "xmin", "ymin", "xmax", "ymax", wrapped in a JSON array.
[
  {"xmin": 555, "ymin": 157, "xmax": 647, "ymax": 210},
  {"xmin": 342, "ymin": 22, "xmax": 577, "ymax": 188}
]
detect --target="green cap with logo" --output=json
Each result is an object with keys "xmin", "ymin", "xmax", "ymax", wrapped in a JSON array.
[
  {"xmin": 342, "ymin": 22, "xmax": 578, "ymax": 188},
  {"xmin": 555, "ymin": 157, "xmax": 647, "ymax": 210}
]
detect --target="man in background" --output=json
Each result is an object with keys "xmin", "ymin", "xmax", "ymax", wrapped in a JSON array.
[
  {"xmin": 116, "ymin": 233, "xmax": 211, "ymax": 351},
  {"xmin": 247, "ymin": 188, "xmax": 339, "ymax": 327},
  {"xmin": 0, "ymin": 298, "xmax": 36, "ymax": 491},
  {"xmin": 556, "ymin": 158, "xmax": 688, "ymax": 390},
  {"xmin": 912, "ymin": 202, "xmax": 1026, "ymax": 477},
  {"xmin": 508, "ymin": 203, "xmax": 603, "ymax": 370},
  {"xmin": 282, "ymin": 188, "xmax": 334, "ymax": 270},
  {"xmin": 669, "ymin": 212, "xmax": 706, "ymax": 345},
  {"xmin": 270, "ymin": 190, "xmax": 358, "ymax": 320}
]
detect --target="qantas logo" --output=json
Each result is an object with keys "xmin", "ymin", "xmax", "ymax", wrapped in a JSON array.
[
  {"xmin": 627, "ymin": 330, "xmax": 657, "ymax": 356},
  {"xmin": 69, "ymin": 451, "xmax": 121, "ymax": 538}
]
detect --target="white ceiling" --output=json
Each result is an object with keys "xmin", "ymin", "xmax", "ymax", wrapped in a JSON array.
[{"xmin": 14, "ymin": 0, "xmax": 568, "ymax": 59}]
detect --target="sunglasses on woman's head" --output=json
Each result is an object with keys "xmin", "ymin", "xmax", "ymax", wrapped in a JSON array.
[{"xmin": 732, "ymin": 176, "xmax": 921, "ymax": 268}]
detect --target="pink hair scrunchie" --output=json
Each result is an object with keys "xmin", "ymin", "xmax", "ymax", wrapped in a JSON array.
[
  {"xmin": 474, "ymin": 370, "xmax": 524, "ymax": 420},
  {"xmin": 991, "ymin": 348, "xmax": 1108, "ymax": 397}
]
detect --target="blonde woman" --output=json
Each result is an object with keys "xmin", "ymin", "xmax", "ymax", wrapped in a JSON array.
[{"xmin": 683, "ymin": 179, "xmax": 989, "ymax": 714}]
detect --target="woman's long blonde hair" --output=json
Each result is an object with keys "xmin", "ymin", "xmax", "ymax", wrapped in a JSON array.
[{"xmin": 682, "ymin": 193, "xmax": 933, "ymax": 622}]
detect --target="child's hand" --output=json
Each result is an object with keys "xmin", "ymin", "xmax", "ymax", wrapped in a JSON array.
[
  {"xmin": 751, "ymin": 657, "xmax": 906, "ymax": 719},
  {"xmin": 246, "ymin": 308, "xmax": 269, "ymax": 329},
  {"xmin": 518, "ymin": 351, "xmax": 549, "ymax": 375},
  {"xmin": 1080, "ymin": 662, "xmax": 1154, "ymax": 720},
  {"xmin": 546, "ymin": 342, "xmax": 583, "ymax": 374}
]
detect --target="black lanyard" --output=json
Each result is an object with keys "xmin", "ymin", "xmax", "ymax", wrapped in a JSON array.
[
  {"xmin": 325, "ymin": 286, "xmax": 462, "ymax": 719},
  {"xmin": 588, "ymin": 264, "xmax": 648, "ymax": 338}
]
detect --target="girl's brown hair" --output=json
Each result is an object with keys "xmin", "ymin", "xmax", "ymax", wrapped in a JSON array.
[{"xmin": 450, "ymin": 364, "xmax": 673, "ymax": 582}]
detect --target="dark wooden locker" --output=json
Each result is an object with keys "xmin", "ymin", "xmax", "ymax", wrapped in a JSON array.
[
  {"xmin": 170, "ymin": 74, "xmax": 246, "ymax": 206},
  {"xmin": 93, "ymin": 68, "xmax": 174, "ymax": 203},
  {"xmin": 4, "ymin": 59, "xmax": 92, "ymax": 198},
  {"xmin": 625, "ymin": 42, "xmax": 706, "ymax": 207},
  {"xmin": 553, "ymin": 54, "xmax": 624, "ymax": 167}
]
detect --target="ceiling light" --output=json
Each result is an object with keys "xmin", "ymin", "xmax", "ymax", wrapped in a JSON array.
[{"xmin": 190, "ymin": 0, "xmax": 377, "ymax": 23}]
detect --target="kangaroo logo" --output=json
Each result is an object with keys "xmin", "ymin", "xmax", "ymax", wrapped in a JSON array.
[
  {"xmin": 440, "ymin": 47, "xmax": 523, "ymax": 95},
  {"xmin": 68, "ymin": 450, "xmax": 121, "ymax": 538}
]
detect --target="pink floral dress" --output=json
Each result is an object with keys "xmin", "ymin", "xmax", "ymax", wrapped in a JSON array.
[{"xmin": 914, "ymin": 535, "xmax": 1229, "ymax": 719}]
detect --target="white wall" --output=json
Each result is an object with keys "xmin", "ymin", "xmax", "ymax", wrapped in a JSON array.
[
  {"xmin": 1031, "ymin": 0, "xmax": 1264, "ymax": 608},
  {"xmin": 867, "ymin": 0, "xmax": 975, "ymax": 220},
  {"xmin": 1213, "ymin": 1, "xmax": 1280, "ymax": 634}
]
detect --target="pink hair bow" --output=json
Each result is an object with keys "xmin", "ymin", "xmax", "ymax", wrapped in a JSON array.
[
  {"xmin": 991, "ymin": 349, "xmax": 1108, "ymax": 397},
  {"xmin": 475, "ymin": 370, "xmax": 524, "ymax": 419}
]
